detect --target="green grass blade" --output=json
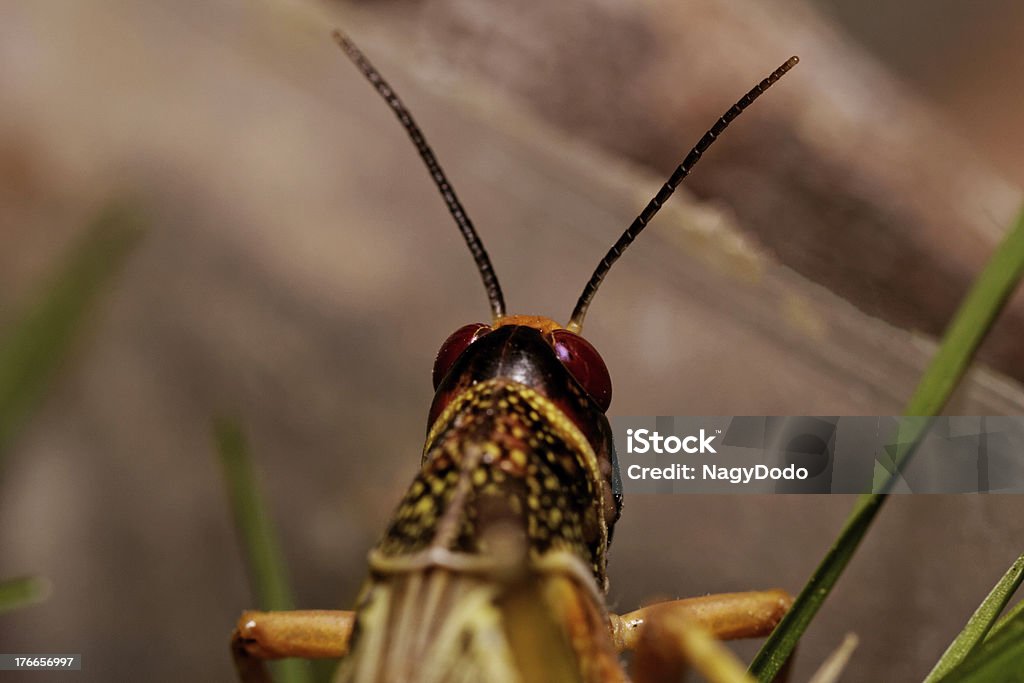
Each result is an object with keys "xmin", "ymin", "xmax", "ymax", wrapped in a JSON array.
[
  {"xmin": 215, "ymin": 418, "xmax": 295, "ymax": 610},
  {"xmin": 986, "ymin": 598, "xmax": 1024, "ymax": 641},
  {"xmin": 749, "ymin": 206, "xmax": 1024, "ymax": 681},
  {"xmin": 0, "ymin": 576, "xmax": 52, "ymax": 615},
  {"xmin": 938, "ymin": 607, "xmax": 1024, "ymax": 683},
  {"xmin": 214, "ymin": 418, "xmax": 312, "ymax": 683},
  {"xmin": 0, "ymin": 202, "xmax": 143, "ymax": 461},
  {"xmin": 904, "ymin": 212, "xmax": 1024, "ymax": 417},
  {"xmin": 924, "ymin": 554, "xmax": 1024, "ymax": 682},
  {"xmin": 747, "ymin": 493, "xmax": 884, "ymax": 679}
]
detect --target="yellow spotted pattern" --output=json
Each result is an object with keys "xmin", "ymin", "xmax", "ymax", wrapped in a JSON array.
[{"xmin": 376, "ymin": 379, "xmax": 608, "ymax": 584}]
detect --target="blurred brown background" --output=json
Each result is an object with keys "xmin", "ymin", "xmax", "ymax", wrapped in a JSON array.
[{"xmin": 1, "ymin": 0, "xmax": 1024, "ymax": 681}]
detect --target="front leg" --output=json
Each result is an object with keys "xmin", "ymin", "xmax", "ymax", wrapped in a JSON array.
[
  {"xmin": 611, "ymin": 589, "xmax": 793, "ymax": 683},
  {"xmin": 610, "ymin": 589, "xmax": 792, "ymax": 651},
  {"xmin": 231, "ymin": 609, "xmax": 355, "ymax": 682}
]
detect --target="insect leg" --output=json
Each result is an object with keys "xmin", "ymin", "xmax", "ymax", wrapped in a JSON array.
[
  {"xmin": 628, "ymin": 607, "xmax": 753, "ymax": 683},
  {"xmin": 231, "ymin": 609, "xmax": 355, "ymax": 681},
  {"xmin": 610, "ymin": 590, "xmax": 793, "ymax": 683},
  {"xmin": 608, "ymin": 589, "xmax": 792, "ymax": 652}
]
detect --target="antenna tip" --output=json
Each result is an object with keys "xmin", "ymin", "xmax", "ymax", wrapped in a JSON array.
[
  {"xmin": 331, "ymin": 29, "xmax": 349, "ymax": 48},
  {"xmin": 333, "ymin": 29, "xmax": 362, "ymax": 64},
  {"xmin": 773, "ymin": 56, "xmax": 800, "ymax": 79}
]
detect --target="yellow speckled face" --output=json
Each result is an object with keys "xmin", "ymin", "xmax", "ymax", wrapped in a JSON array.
[{"xmin": 379, "ymin": 379, "xmax": 610, "ymax": 585}]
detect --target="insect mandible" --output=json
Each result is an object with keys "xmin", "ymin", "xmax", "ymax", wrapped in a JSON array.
[{"xmin": 231, "ymin": 30, "xmax": 799, "ymax": 683}]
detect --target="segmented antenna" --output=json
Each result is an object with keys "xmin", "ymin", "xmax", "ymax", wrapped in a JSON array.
[
  {"xmin": 333, "ymin": 31, "xmax": 506, "ymax": 320},
  {"xmin": 567, "ymin": 56, "xmax": 799, "ymax": 333}
]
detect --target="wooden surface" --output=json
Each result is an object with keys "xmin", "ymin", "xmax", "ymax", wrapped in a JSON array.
[
  {"xmin": 0, "ymin": 1, "xmax": 1023, "ymax": 681},
  {"xmin": 382, "ymin": 0, "xmax": 1024, "ymax": 384}
]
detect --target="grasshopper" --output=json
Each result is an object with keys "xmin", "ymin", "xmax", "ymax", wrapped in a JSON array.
[{"xmin": 231, "ymin": 31, "xmax": 799, "ymax": 683}]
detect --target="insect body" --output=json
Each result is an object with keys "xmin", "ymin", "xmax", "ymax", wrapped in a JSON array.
[{"xmin": 232, "ymin": 31, "xmax": 798, "ymax": 683}]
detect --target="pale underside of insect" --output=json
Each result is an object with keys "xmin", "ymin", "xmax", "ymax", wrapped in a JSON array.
[{"xmin": 231, "ymin": 29, "xmax": 799, "ymax": 683}]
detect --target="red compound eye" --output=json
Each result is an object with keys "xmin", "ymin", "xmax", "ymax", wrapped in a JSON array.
[
  {"xmin": 547, "ymin": 329, "xmax": 612, "ymax": 411},
  {"xmin": 432, "ymin": 323, "xmax": 491, "ymax": 389}
]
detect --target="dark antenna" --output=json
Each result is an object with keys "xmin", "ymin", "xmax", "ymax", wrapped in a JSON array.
[
  {"xmin": 567, "ymin": 56, "xmax": 799, "ymax": 334},
  {"xmin": 333, "ymin": 31, "xmax": 506, "ymax": 320}
]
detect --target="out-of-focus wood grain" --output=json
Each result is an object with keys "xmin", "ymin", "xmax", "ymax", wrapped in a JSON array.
[
  {"xmin": 0, "ymin": 1, "xmax": 1022, "ymax": 682},
  {"xmin": 378, "ymin": 0, "xmax": 1024, "ymax": 384}
]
